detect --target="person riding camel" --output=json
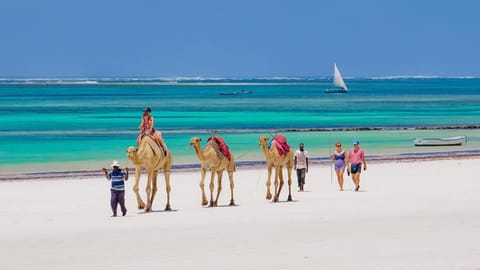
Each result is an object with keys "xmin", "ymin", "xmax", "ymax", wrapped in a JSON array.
[{"xmin": 137, "ymin": 107, "xmax": 168, "ymax": 155}]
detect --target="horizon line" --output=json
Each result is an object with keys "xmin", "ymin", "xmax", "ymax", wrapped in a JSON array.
[{"xmin": 1, "ymin": 75, "xmax": 479, "ymax": 82}]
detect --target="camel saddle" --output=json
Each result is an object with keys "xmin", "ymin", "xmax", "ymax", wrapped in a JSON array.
[
  {"xmin": 208, "ymin": 136, "xmax": 231, "ymax": 161},
  {"xmin": 139, "ymin": 134, "xmax": 167, "ymax": 155},
  {"xmin": 269, "ymin": 134, "xmax": 290, "ymax": 156}
]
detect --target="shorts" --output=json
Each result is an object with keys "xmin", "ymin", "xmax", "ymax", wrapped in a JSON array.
[{"xmin": 350, "ymin": 163, "xmax": 362, "ymax": 174}]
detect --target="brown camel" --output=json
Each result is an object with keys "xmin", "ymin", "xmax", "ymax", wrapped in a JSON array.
[
  {"xmin": 189, "ymin": 136, "xmax": 236, "ymax": 207},
  {"xmin": 259, "ymin": 135, "xmax": 294, "ymax": 202},
  {"xmin": 126, "ymin": 135, "xmax": 172, "ymax": 212}
]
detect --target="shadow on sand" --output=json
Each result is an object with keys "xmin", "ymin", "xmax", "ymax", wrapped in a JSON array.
[
  {"xmin": 203, "ymin": 204, "xmax": 240, "ymax": 208},
  {"xmin": 269, "ymin": 199, "xmax": 299, "ymax": 204},
  {"xmin": 136, "ymin": 209, "xmax": 179, "ymax": 214}
]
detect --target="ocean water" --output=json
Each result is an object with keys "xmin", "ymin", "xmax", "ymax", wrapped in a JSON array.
[{"xmin": 1, "ymin": 77, "xmax": 479, "ymax": 176}]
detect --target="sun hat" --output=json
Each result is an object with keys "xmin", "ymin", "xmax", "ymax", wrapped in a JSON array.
[
  {"xmin": 335, "ymin": 142, "xmax": 342, "ymax": 147},
  {"xmin": 111, "ymin": 160, "xmax": 121, "ymax": 168},
  {"xmin": 353, "ymin": 140, "xmax": 360, "ymax": 145}
]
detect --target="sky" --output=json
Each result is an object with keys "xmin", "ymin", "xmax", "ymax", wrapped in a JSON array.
[{"xmin": 0, "ymin": 0, "xmax": 479, "ymax": 78}]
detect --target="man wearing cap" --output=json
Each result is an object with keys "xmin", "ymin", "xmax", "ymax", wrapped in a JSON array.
[
  {"xmin": 102, "ymin": 161, "xmax": 129, "ymax": 217},
  {"xmin": 294, "ymin": 143, "xmax": 309, "ymax": 191},
  {"xmin": 346, "ymin": 140, "xmax": 366, "ymax": 191}
]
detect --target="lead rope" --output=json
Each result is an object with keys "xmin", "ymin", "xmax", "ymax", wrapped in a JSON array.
[
  {"xmin": 329, "ymin": 129, "xmax": 333, "ymax": 185},
  {"xmin": 125, "ymin": 157, "xmax": 131, "ymax": 176}
]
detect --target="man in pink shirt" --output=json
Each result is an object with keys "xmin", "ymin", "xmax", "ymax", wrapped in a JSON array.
[{"xmin": 346, "ymin": 140, "xmax": 367, "ymax": 191}]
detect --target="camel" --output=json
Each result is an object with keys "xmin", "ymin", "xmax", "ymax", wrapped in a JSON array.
[
  {"xmin": 189, "ymin": 136, "xmax": 236, "ymax": 207},
  {"xmin": 126, "ymin": 135, "xmax": 172, "ymax": 212},
  {"xmin": 259, "ymin": 135, "xmax": 294, "ymax": 202}
]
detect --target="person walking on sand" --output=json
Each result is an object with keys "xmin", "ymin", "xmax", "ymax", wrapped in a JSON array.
[
  {"xmin": 102, "ymin": 160, "xmax": 129, "ymax": 217},
  {"xmin": 331, "ymin": 141, "xmax": 346, "ymax": 191},
  {"xmin": 294, "ymin": 143, "xmax": 309, "ymax": 191},
  {"xmin": 346, "ymin": 140, "xmax": 366, "ymax": 192},
  {"xmin": 137, "ymin": 107, "xmax": 169, "ymax": 155}
]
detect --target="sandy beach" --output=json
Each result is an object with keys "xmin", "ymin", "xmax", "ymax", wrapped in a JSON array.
[{"xmin": 1, "ymin": 158, "xmax": 479, "ymax": 270}]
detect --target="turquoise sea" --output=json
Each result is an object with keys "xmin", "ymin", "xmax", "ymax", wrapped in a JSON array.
[{"xmin": 1, "ymin": 77, "xmax": 479, "ymax": 177}]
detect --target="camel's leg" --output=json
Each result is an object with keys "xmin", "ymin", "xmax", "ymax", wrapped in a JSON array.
[
  {"xmin": 145, "ymin": 170, "xmax": 152, "ymax": 212},
  {"xmin": 227, "ymin": 167, "xmax": 235, "ymax": 206},
  {"xmin": 277, "ymin": 167, "xmax": 285, "ymax": 202},
  {"xmin": 266, "ymin": 164, "xmax": 273, "ymax": 200},
  {"xmin": 148, "ymin": 170, "xmax": 159, "ymax": 211},
  {"xmin": 164, "ymin": 166, "xmax": 172, "ymax": 211},
  {"xmin": 199, "ymin": 167, "xmax": 208, "ymax": 206},
  {"xmin": 214, "ymin": 170, "xmax": 223, "ymax": 207},
  {"xmin": 286, "ymin": 159, "xmax": 293, "ymax": 201},
  {"xmin": 132, "ymin": 167, "xmax": 145, "ymax": 209},
  {"xmin": 273, "ymin": 166, "xmax": 280, "ymax": 202},
  {"xmin": 209, "ymin": 169, "xmax": 216, "ymax": 207}
]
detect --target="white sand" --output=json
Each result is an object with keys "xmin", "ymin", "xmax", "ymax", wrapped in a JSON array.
[{"xmin": 1, "ymin": 158, "xmax": 479, "ymax": 270}]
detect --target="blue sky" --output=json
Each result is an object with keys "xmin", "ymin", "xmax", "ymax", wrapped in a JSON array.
[{"xmin": 0, "ymin": 0, "xmax": 479, "ymax": 77}]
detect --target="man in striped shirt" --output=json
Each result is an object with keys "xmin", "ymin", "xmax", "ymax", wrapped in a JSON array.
[{"xmin": 103, "ymin": 160, "xmax": 129, "ymax": 217}]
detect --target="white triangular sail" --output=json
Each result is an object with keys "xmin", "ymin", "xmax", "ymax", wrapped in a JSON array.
[{"xmin": 333, "ymin": 63, "xmax": 348, "ymax": 91}]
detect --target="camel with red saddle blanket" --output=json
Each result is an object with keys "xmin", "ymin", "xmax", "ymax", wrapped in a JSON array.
[
  {"xmin": 259, "ymin": 135, "xmax": 294, "ymax": 202},
  {"xmin": 189, "ymin": 136, "xmax": 236, "ymax": 207}
]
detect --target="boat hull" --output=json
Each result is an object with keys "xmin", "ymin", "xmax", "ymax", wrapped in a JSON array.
[
  {"xmin": 219, "ymin": 90, "xmax": 253, "ymax": 95},
  {"xmin": 413, "ymin": 136, "xmax": 466, "ymax": 146},
  {"xmin": 324, "ymin": 89, "xmax": 348, "ymax": 93}
]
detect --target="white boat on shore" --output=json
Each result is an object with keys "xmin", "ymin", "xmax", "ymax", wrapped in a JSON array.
[{"xmin": 413, "ymin": 136, "xmax": 466, "ymax": 146}]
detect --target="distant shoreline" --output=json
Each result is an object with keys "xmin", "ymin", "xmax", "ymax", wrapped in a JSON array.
[
  {"xmin": 1, "ymin": 150, "xmax": 479, "ymax": 181},
  {"xmin": 1, "ymin": 76, "xmax": 479, "ymax": 86},
  {"xmin": 0, "ymin": 81, "xmax": 326, "ymax": 86},
  {"xmin": 1, "ymin": 126, "xmax": 479, "ymax": 136}
]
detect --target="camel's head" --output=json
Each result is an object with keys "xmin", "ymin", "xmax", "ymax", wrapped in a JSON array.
[
  {"xmin": 189, "ymin": 137, "xmax": 202, "ymax": 147},
  {"xmin": 259, "ymin": 136, "xmax": 269, "ymax": 146},
  {"xmin": 126, "ymin": 146, "xmax": 137, "ymax": 160}
]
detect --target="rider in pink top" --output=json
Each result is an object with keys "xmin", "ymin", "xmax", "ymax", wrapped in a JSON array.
[
  {"xmin": 346, "ymin": 140, "xmax": 367, "ymax": 192},
  {"xmin": 137, "ymin": 108, "xmax": 169, "ymax": 155}
]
